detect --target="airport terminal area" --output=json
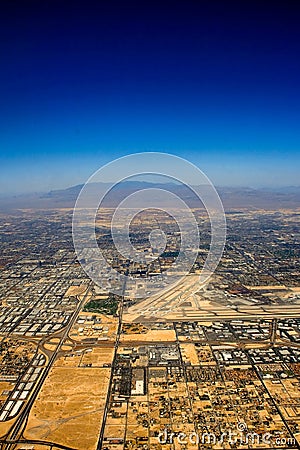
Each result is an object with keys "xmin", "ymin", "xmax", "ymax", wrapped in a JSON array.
[{"xmin": 0, "ymin": 208, "xmax": 299, "ymax": 449}]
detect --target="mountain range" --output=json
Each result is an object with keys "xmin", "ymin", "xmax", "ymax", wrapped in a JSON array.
[{"xmin": 0, "ymin": 182, "xmax": 299, "ymax": 211}]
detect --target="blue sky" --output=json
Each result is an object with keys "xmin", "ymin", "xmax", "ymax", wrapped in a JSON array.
[{"xmin": 1, "ymin": 1, "xmax": 300, "ymax": 193}]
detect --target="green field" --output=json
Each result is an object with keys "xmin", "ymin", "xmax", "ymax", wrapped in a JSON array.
[{"xmin": 83, "ymin": 294, "xmax": 119, "ymax": 315}]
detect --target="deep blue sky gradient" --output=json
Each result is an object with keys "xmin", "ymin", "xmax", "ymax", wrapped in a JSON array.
[{"xmin": 1, "ymin": 1, "xmax": 300, "ymax": 192}]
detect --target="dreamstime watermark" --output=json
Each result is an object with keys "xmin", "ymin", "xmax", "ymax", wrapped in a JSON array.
[
  {"xmin": 157, "ymin": 423, "xmax": 295, "ymax": 447},
  {"xmin": 72, "ymin": 153, "xmax": 226, "ymax": 311}
]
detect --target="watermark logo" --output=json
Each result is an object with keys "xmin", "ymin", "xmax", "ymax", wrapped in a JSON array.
[
  {"xmin": 157, "ymin": 423, "xmax": 296, "ymax": 447},
  {"xmin": 72, "ymin": 153, "xmax": 226, "ymax": 311}
]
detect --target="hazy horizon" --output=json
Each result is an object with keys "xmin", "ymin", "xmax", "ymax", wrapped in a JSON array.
[
  {"xmin": 1, "ymin": 179, "xmax": 300, "ymax": 202},
  {"xmin": 1, "ymin": 2, "xmax": 300, "ymax": 193},
  {"xmin": 1, "ymin": 180, "xmax": 300, "ymax": 197}
]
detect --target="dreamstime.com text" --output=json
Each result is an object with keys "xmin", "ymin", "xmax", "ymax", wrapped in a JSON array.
[{"xmin": 157, "ymin": 423, "xmax": 296, "ymax": 447}]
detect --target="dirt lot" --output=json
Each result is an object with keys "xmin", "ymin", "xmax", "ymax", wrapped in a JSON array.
[
  {"xmin": 24, "ymin": 366, "xmax": 111, "ymax": 450},
  {"xmin": 80, "ymin": 347, "xmax": 114, "ymax": 367},
  {"xmin": 120, "ymin": 328, "xmax": 176, "ymax": 342},
  {"xmin": 180, "ymin": 343, "xmax": 200, "ymax": 365},
  {"xmin": 65, "ymin": 284, "xmax": 88, "ymax": 297}
]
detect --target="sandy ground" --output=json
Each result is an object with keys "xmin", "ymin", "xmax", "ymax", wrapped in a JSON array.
[
  {"xmin": 16, "ymin": 446, "xmax": 63, "ymax": 450},
  {"xmin": 65, "ymin": 285, "xmax": 88, "ymax": 297},
  {"xmin": 180, "ymin": 343, "xmax": 200, "ymax": 365},
  {"xmin": 120, "ymin": 328, "xmax": 176, "ymax": 342},
  {"xmin": 0, "ymin": 416, "xmax": 15, "ymax": 439},
  {"xmin": 103, "ymin": 423, "xmax": 126, "ymax": 439},
  {"xmin": 24, "ymin": 366, "xmax": 110, "ymax": 450},
  {"xmin": 80, "ymin": 347, "xmax": 114, "ymax": 366}
]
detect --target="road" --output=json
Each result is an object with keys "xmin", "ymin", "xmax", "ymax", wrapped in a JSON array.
[
  {"xmin": 96, "ymin": 276, "xmax": 127, "ymax": 450},
  {"xmin": 2, "ymin": 284, "xmax": 91, "ymax": 450}
]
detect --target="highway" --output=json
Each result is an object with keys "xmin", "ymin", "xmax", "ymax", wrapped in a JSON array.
[
  {"xmin": 96, "ymin": 276, "xmax": 127, "ymax": 450},
  {"xmin": 2, "ymin": 284, "xmax": 92, "ymax": 450}
]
